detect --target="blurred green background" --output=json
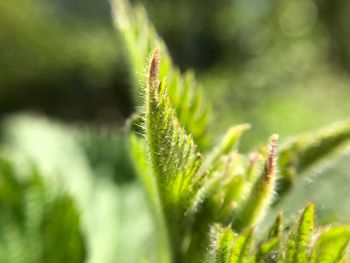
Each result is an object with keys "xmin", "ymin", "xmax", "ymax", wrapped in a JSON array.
[{"xmin": 1, "ymin": 0, "xmax": 350, "ymax": 262}]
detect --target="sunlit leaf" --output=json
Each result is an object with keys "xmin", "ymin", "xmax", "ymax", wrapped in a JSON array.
[
  {"xmin": 285, "ymin": 203, "xmax": 315, "ymax": 263},
  {"xmin": 112, "ymin": 0, "xmax": 212, "ymax": 149},
  {"xmin": 208, "ymin": 225, "xmax": 235, "ymax": 263},
  {"xmin": 278, "ymin": 122, "xmax": 350, "ymax": 196},
  {"xmin": 310, "ymin": 226, "xmax": 350, "ymax": 263},
  {"xmin": 232, "ymin": 135, "xmax": 279, "ymax": 231},
  {"xmin": 255, "ymin": 213, "xmax": 283, "ymax": 262},
  {"xmin": 229, "ymin": 228, "xmax": 254, "ymax": 263}
]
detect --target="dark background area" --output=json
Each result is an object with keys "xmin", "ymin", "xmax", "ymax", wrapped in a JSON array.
[{"xmin": 2, "ymin": 0, "xmax": 350, "ymax": 128}]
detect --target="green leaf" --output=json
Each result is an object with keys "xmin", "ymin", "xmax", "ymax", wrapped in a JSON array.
[
  {"xmin": 285, "ymin": 203, "xmax": 315, "ymax": 263},
  {"xmin": 232, "ymin": 135, "xmax": 279, "ymax": 231},
  {"xmin": 255, "ymin": 238, "xmax": 280, "ymax": 262},
  {"xmin": 112, "ymin": 0, "xmax": 211, "ymax": 149},
  {"xmin": 129, "ymin": 133, "xmax": 171, "ymax": 263},
  {"xmin": 278, "ymin": 121, "xmax": 350, "ymax": 197},
  {"xmin": 202, "ymin": 151, "xmax": 248, "ymax": 223},
  {"xmin": 0, "ymin": 158, "xmax": 85, "ymax": 263},
  {"xmin": 229, "ymin": 228, "xmax": 254, "ymax": 263},
  {"xmin": 129, "ymin": 133, "xmax": 160, "ymax": 217},
  {"xmin": 187, "ymin": 152, "xmax": 248, "ymax": 262},
  {"xmin": 202, "ymin": 124, "xmax": 250, "ymax": 173},
  {"xmin": 145, "ymin": 49, "xmax": 206, "ymax": 215},
  {"xmin": 208, "ymin": 225, "xmax": 235, "ymax": 263},
  {"xmin": 115, "ymin": 3, "xmax": 350, "ymax": 263},
  {"xmin": 269, "ymin": 213, "xmax": 283, "ymax": 239},
  {"xmin": 255, "ymin": 213, "xmax": 283, "ymax": 262},
  {"xmin": 141, "ymin": 49, "xmax": 207, "ymax": 261},
  {"xmin": 310, "ymin": 226, "xmax": 350, "ymax": 263}
]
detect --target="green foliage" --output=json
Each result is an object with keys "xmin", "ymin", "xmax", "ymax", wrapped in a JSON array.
[
  {"xmin": 138, "ymin": 49, "xmax": 207, "ymax": 261},
  {"xmin": 1, "ymin": 114, "xmax": 153, "ymax": 263},
  {"xmin": 285, "ymin": 203, "xmax": 315, "ymax": 263},
  {"xmin": 0, "ymin": 158, "xmax": 85, "ymax": 263},
  {"xmin": 145, "ymin": 50, "xmax": 205, "ymax": 217},
  {"xmin": 126, "ymin": 47, "xmax": 350, "ymax": 262},
  {"xmin": 278, "ymin": 122, "xmax": 350, "ymax": 197},
  {"xmin": 310, "ymin": 226, "xmax": 350, "ymax": 263},
  {"xmin": 115, "ymin": 1, "xmax": 350, "ymax": 262},
  {"xmin": 202, "ymin": 124, "xmax": 250, "ymax": 172},
  {"xmin": 228, "ymin": 228, "xmax": 254, "ymax": 263},
  {"xmin": 255, "ymin": 213, "xmax": 282, "ymax": 262},
  {"xmin": 2, "ymin": 0, "xmax": 350, "ymax": 262},
  {"xmin": 231, "ymin": 135, "xmax": 278, "ymax": 231},
  {"xmin": 112, "ymin": 0, "xmax": 211, "ymax": 149},
  {"xmin": 208, "ymin": 225, "xmax": 235, "ymax": 263},
  {"xmin": 209, "ymin": 206, "xmax": 350, "ymax": 263}
]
